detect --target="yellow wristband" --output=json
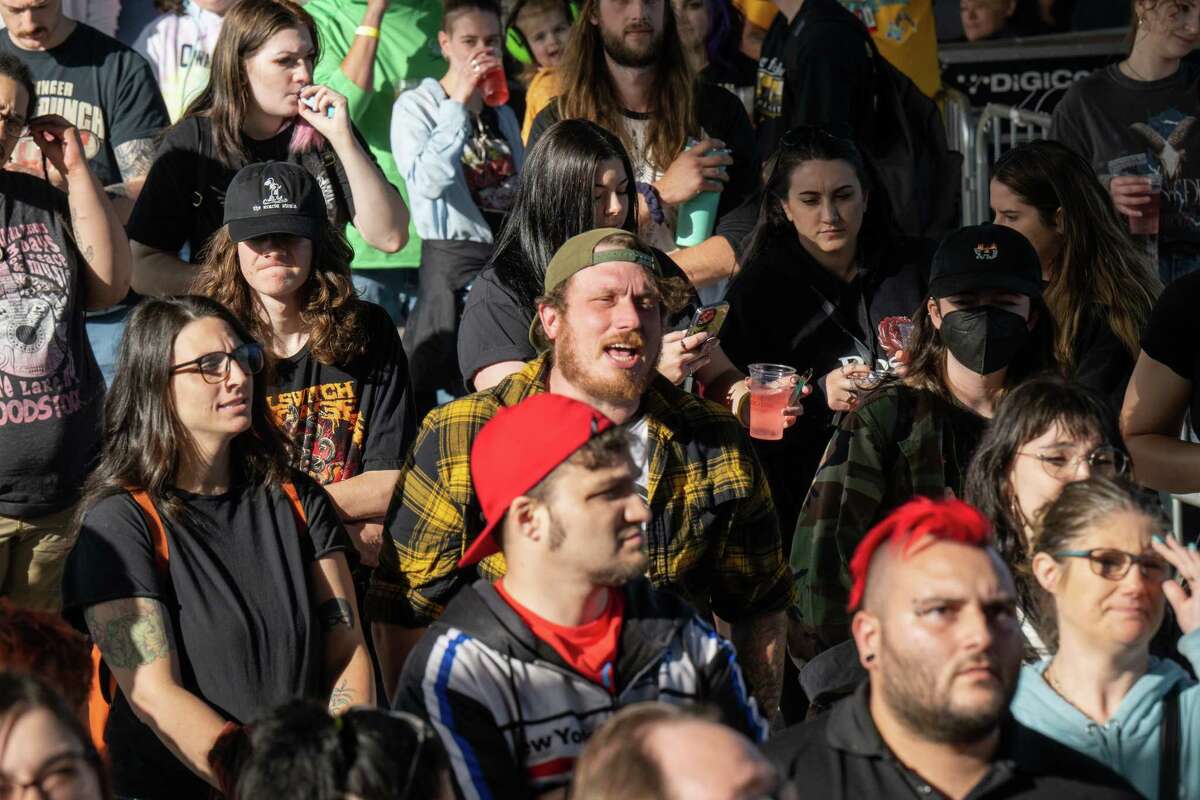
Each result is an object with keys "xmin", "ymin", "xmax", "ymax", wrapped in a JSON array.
[{"xmin": 355, "ymin": 25, "xmax": 381, "ymax": 39}]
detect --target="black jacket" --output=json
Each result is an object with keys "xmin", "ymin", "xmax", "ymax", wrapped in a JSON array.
[
  {"xmin": 396, "ymin": 578, "xmax": 767, "ymax": 798},
  {"xmin": 764, "ymin": 682, "xmax": 1142, "ymax": 799}
]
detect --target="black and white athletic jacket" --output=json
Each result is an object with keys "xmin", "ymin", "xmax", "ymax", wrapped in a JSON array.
[{"xmin": 395, "ymin": 578, "xmax": 768, "ymax": 799}]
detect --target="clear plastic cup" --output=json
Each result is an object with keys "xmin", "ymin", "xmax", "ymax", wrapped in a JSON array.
[
  {"xmin": 748, "ymin": 363, "xmax": 795, "ymax": 441},
  {"xmin": 1128, "ymin": 173, "xmax": 1162, "ymax": 236},
  {"xmin": 481, "ymin": 65, "xmax": 509, "ymax": 107}
]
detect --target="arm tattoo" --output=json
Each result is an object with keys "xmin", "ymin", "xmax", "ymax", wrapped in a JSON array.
[
  {"xmin": 84, "ymin": 600, "xmax": 173, "ymax": 670},
  {"xmin": 114, "ymin": 137, "xmax": 157, "ymax": 182},
  {"xmin": 317, "ymin": 598, "xmax": 355, "ymax": 631},
  {"xmin": 329, "ymin": 681, "xmax": 355, "ymax": 714}
]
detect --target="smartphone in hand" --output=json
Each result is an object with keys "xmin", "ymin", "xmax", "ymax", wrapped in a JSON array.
[{"xmin": 686, "ymin": 302, "xmax": 730, "ymax": 339}]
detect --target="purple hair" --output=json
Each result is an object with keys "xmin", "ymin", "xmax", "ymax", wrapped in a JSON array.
[{"xmin": 703, "ymin": 0, "xmax": 743, "ymax": 74}]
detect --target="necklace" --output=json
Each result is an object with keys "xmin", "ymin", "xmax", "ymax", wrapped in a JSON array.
[
  {"xmin": 1044, "ymin": 662, "xmax": 1103, "ymax": 722},
  {"xmin": 1121, "ymin": 59, "xmax": 1152, "ymax": 82}
]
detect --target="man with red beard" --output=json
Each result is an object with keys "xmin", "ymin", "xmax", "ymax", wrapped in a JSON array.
[
  {"xmin": 765, "ymin": 497, "xmax": 1140, "ymax": 799},
  {"xmin": 369, "ymin": 228, "xmax": 793, "ymax": 724}
]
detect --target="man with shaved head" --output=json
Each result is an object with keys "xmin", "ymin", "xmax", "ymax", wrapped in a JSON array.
[{"xmin": 766, "ymin": 497, "xmax": 1140, "ymax": 799}]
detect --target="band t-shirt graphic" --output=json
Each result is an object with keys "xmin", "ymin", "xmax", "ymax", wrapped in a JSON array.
[
  {"xmin": 0, "ymin": 23, "xmax": 169, "ymax": 187},
  {"xmin": 0, "ymin": 172, "xmax": 103, "ymax": 518},
  {"xmin": 266, "ymin": 303, "xmax": 413, "ymax": 486}
]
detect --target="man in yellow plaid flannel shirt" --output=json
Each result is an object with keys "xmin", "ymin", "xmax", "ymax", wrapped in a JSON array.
[{"xmin": 368, "ymin": 229, "xmax": 795, "ymax": 720}]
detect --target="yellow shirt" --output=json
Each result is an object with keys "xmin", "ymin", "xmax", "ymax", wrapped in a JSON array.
[
  {"xmin": 522, "ymin": 67, "xmax": 561, "ymax": 143},
  {"xmin": 841, "ymin": 0, "xmax": 941, "ymax": 98}
]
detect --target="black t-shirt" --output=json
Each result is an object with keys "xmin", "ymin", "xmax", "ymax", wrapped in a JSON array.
[
  {"xmin": 457, "ymin": 249, "xmax": 698, "ymax": 387},
  {"xmin": 126, "ymin": 116, "xmax": 362, "ymax": 261},
  {"xmin": 0, "ymin": 23, "xmax": 169, "ymax": 188},
  {"xmin": 526, "ymin": 83, "xmax": 761, "ymax": 250},
  {"xmin": 0, "ymin": 172, "xmax": 104, "ymax": 517},
  {"xmin": 62, "ymin": 475, "xmax": 352, "ymax": 800},
  {"xmin": 754, "ymin": 0, "xmax": 875, "ymax": 159},
  {"xmin": 1142, "ymin": 269, "xmax": 1200, "ymax": 423},
  {"xmin": 267, "ymin": 302, "xmax": 415, "ymax": 484},
  {"xmin": 720, "ymin": 232, "xmax": 931, "ymax": 532},
  {"xmin": 1073, "ymin": 303, "xmax": 1138, "ymax": 417}
]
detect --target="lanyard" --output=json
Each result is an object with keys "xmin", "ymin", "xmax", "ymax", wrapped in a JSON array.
[{"xmin": 806, "ymin": 274, "xmax": 876, "ymax": 365}]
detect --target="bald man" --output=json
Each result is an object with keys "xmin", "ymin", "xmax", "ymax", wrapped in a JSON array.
[{"xmin": 767, "ymin": 497, "xmax": 1140, "ymax": 800}]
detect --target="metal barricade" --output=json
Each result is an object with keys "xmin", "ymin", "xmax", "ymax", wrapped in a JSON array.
[
  {"xmin": 967, "ymin": 104, "xmax": 1053, "ymax": 224},
  {"xmin": 939, "ymin": 89, "xmax": 975, "ymax": 229}
]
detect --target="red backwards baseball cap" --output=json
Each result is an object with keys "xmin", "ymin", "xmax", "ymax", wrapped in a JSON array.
[{"xmin": 460, "ymin": 394, "xmax": 615, "ymax": 567}]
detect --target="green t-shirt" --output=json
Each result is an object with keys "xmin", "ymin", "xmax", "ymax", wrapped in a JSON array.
[{"xmin": 307, "ymin": 0, "xmax": 446, "ymax": 269}]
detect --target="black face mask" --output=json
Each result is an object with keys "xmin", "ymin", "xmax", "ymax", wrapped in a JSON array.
[{"xmin": 938, "ymin": 306, "xmax": 1029, "ymax": 375}]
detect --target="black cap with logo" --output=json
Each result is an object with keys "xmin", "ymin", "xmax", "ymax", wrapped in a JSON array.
[
  {"xmin": 929, "ymin": 223, "xmax": 1043, "ymax": 300},
  {"xmin": 223, "ymin": 161, "xmax": 326, "ymax": 243}
]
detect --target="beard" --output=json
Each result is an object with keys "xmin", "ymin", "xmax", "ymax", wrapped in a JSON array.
[
  {"xmin": 547, "ymin": 513, "xmax": 649, "ymax": 587},
  {"xmin": 875, "ymin": 632, "xmax": 1016, "ymax": 745},
  {"xmin": 600, "ymin": 23, "xmax": 662, "ymax": 68},
  {"xmin": 555, "ymin": 317, "xmax": 659, "ymax": 405}
]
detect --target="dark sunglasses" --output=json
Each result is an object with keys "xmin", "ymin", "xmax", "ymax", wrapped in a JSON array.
[
  {"xmin": 169, "ymin": 342, "xmax": 264, "ymax": 384},
  {"xmin": 765, "ymin": 125, "xmax": 859, "ymax": 187},
  {"xmin": 1053, "ymin": 547, "xmax": 1172, "ymax": 581}
]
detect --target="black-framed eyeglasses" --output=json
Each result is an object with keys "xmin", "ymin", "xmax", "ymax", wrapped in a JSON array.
[
  {"xmin": 1053, "ymin": 547, "xmax": 1172, "ymax": 581},
  {"xmin": 1017, "ymin": 445, "xmax": 1129, "ymax": 480},
  {"xmin": 169, "ymin": 342, "xmax": 264, "ymax": 384},
  {"xmin": 0, "ymin": 751, "xmax": 97, "ymax": 800},
  {"xmin": 0, "ymin": 112, "xmax": 27, "ymax": 142}
]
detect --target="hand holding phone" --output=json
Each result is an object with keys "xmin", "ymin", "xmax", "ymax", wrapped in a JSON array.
[{"xmin": 687, "ymin": 302, "xmax": 730, "ymax": 339}]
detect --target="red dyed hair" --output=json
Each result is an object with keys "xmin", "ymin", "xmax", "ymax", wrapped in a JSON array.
[
  {"xmin": 0, "ymin": 601, "xmax": 91, "ymax": 712},
  {"xmin": 847, "ymin": 497, "xmax": 992, "ymax": 611}
]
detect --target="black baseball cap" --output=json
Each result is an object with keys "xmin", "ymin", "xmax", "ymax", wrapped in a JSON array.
[
  {"xmin": 929, "ymin": 223, "xmax": 1043, "ymax": 300},
  {"xmin": 223, "ymin": 161, "xmax": 325, "ymax": 243}
]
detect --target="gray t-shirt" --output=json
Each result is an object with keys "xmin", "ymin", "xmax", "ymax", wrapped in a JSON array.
[{"xmin": 1051, "ymin": 62, "xmax": 1200, "ymax": 250}]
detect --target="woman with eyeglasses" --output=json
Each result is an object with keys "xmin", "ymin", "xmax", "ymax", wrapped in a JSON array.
[
  {"xmin": 965, "ymin": 375, "xmax": 1129, "ymax": 660},
  {"xmin": 1011, "ymin": 477, "xmax": 1200, "ymax": 800},
  {"xmin": 62, "ymin": 295, "xmax": 373, "ymax": 800},
  {"xmin": 0, "ymin": 673, "xmax": 111, "ymax": 800},
  {"xmin": 720, "ymin": 127, "xmax": 932, "ymax": 534},
  {"xmin": 235, "ymin": 700, "xmax": 453, "ymax": 799},
  {"xmin": 194, "ymin": 161, "xmax": 415, "ymax": 571}
]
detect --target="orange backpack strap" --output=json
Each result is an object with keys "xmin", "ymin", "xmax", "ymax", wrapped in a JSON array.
[
  {"xmin": 87, "ymin": 488, "xmax": 172, "ymax": 758},
  {"xmin": 281, "ymin": 481, "xmax": 308, "ymax": 533}
]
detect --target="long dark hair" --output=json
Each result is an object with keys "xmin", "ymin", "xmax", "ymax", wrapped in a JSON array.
[
  {"xmin": 176, "ymin": 0, "xmax": 319, "ymax": 168},
  {"xmin": 556, "ymin": 0, "xmax": 696, "ymax": 172},
  {"xmin": 193, "ymin": 221, "xmax": 365, "ymax": 366},
  {"xmin": 491, "ymin": 119, "xmax": 638, "ymax": 311},
  {"xmin": 992, "ymin": 141, "xmax": 1160, "ymax": 371},
  {"xmin": 78, "ymin": 297, "xmax": 291, "ymax": 527},
  {"xmin": 703, "ymin": 0, "xmax": 743, "ymax": 75},
  {"xmin": 0, "ymin": 673, "xmax": 113, "ymax": 800},
  {"xmin": 739, "ymin": 127, "xmax": 894, "ymax": 273},
  {"xmin": 236, "ymin": 700, "xmax": 450, "ymax": 800},
  {"xmin": 963, "ymin": 375, "xmax": 1123, "ymax": 645}
]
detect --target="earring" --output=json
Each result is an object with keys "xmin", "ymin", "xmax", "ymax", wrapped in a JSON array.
[{"xmin": 864, "ymin": 653, "xmax": 876, "ymax": 663}]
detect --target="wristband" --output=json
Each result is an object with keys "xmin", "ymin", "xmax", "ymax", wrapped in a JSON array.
[
  {"xmin": 355, "ymin": 25, "xmax": 381, "ymax": 39},
  {"xmin": 635, "ymin": 181, "xmax": 665, "ymax": 226}
]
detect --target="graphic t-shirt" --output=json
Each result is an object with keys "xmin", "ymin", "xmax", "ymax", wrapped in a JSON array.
[
  {"xmin": 126, "ymin": 116, "xmax": 362, "ymax": 263},
  {"xmin": 63, "ymin": 476, "xmax": 352, "ymax": 799},
  {"xmin": 1052, "ymin": 63, "xmax": 1200, "ymax": 251},
  {"xmin": 838, "ymin": 0, "xmax": 940, "ymax": 98},
  {"xmin": 494, "ymin": 580, "xmax": 625, "ymax": 693},
  {"xmin": 132, "ymin": 3, "xmax": 224, "ymax": 122},
  {"xmin": 1141, "ymin": 269, "xmax": 1200, "ymax": 424},
  {"xmin": 0, "ymin": 172, "xmax": 103, "ymax": 518},
  {"xmin": 462, "ymin": 109, "xmax": 519, "ymax": 238},
  {"xmin": 267, "ymin": 302, "xmax": 415, "ymax": 485},
  {"xmin": 0, "ymin": 23, "xmax": 169, "ymax": 188}
]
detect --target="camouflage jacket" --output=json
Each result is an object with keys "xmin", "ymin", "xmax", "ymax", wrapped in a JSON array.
[
  {"xmin": 367, "ymin": 353, "xmax": 795, "ymax": 628},
  {"xmin": 790, "ymin": 383, "xmax": 987, "ymax": 646}
]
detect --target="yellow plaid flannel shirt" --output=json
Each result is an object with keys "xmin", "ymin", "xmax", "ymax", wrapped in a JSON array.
[{"xmin": 366, "ymin": 353, "xmax": 795, "ymax": 628}]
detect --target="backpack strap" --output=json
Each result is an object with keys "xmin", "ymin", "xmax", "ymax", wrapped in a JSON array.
[
  {"xmin": 126, "ymin": 489, "xmax": 171, "ymax": 575},
  {"xmin": 1159, "ymin": 682, "xmax": 1182, "ymax": 800},
  {"xmin": 280, "ymin": 481, "xmax": 308, "ymax": 533}
]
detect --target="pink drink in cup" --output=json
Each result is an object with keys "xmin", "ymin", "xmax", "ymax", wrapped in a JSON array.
[
  {"xmin": 748, "ymin": 363, "xmax": 796, "ymax": 441},
  {"xmin": 481, "ymin": 65, "xmax": 509, "ymax": 107},
  {"xmin": 1128, "ymin": 174, "xmax": 1162, "ymax": 236}
]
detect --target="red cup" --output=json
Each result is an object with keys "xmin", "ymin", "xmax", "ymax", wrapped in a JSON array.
[{"xmin": 480, "ymin": 65, "xmax": 509, "ymax": 108}]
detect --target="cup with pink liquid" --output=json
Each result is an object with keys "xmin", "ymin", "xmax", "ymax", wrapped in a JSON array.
[
  {"xmin": 748, "ymin": 363, "xmax": 796, "ymax": 441},
  {"xmin": 1128, "ymin": 173, "xmax": 1163, "ymax": 236}
]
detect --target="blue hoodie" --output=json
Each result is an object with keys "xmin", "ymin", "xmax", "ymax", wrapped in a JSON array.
[{"xmin": 1011, "ymin": 629, "xmax": 1200, "ymax": 800}]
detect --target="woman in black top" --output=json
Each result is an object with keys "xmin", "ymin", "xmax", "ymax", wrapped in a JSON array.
[
  {"xmin": 195, "ymin": 162, "xmax": 415, "ymax": 569},
  {"xmin": 720, "ymin": 127, "xmax": 932, "ymax": 532},
  {"xmin": 990, "ymin": 140, "xmax": 1161, "ymax": 413},
  {"xmin": 63, "ymin": 296, "xmax": 372, "ymax": 800},
  {"xmin": 127, "ymin": 0, "xmax": 407, "ymax": 297}
]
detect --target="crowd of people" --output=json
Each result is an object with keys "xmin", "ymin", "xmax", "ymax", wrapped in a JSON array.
[{"xmin": 0, "ymin": 0, "xmax": 1197, "ymax": 798}]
